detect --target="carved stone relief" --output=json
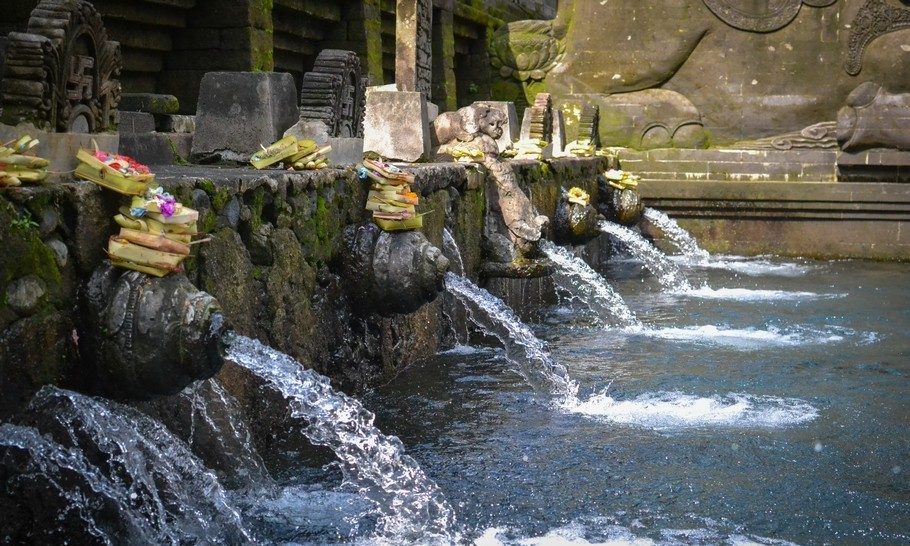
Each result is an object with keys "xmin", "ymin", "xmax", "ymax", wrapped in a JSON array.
[
  {"xmin": 298, "ymin": 49, "xmax": 366, "ymax": 138},
  {"xmin": 702, "ymin": 0, "xmax": 837, "ymax": 32},
  {"xmin": 844, "ymin": 0, "xmax": 910, "ymax": 76},
  {"xmin": 0, "ymin": 0, "xmax": 121, "ymax": 133}
]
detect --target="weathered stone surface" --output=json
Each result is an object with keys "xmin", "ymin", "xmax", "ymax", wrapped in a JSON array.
[
  {"xmin": 395, "ymin": 0, "xmax": 433, "ymax": 97},
  {"xmin": 552, "ymin": 109, "xmax": 567, "ymax": 153},
  {"xmin": 119, "ymin": 93, "xmax": 180, "ymax": 114},
  {"xmin": 6, "ymin": 275, "xmax": 46, "ymax": 316},
  {"xmin": 492, "ymin": 1, "xmax": 909, "ymax": 144},
  {"xmin": 80, "ymin": 264, "xmax": 230, "ymax": 400},
  {"xmin": 191, "ymin": 72, "xmax": 299, "ymax": 162},
  {"xmin": 363, "ymin": 89, "xmax": 431, "ymax": 162},
  {"xmin": 431, "ymin": 104, "xmax": 506, "ymax": 159},
  {"xmin": 341, "ymin": 223, "xmax": 450, "ymax": 316},
  {"xmin": 838, "ymin": 82, "xmax": 910, "ymax": 152},
  {"xmin": 155, "ymin": 114, "xmax": 196, "ymax": 133},
  {"xmin": 553, "ymin": 191, "xmax": 601, "ymax": 245},
  {"xmin": 118, "ymin": 111, "xmax": 155, "ymax": 134},
  {"xmin": 119, "ymin": 132, "xmax": 192, "ymax": 165},
  {"xmin": 133, "ymin": 379, "xmax": 272, "ymax": 490},
  {"xmin": 473, "ymin": 101, "xmax": 519, "ymax": 152},
  {"xmin": 45, "ymin": 238, "xmax": 68, "ymax": 268}
]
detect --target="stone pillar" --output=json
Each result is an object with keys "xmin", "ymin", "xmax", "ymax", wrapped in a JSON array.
[
  {"xmin": 395, "ymin": 0, "xmax": 432, "ymax": 97},
  {"xmin": 432, "ymin": 3, "xmax": 458, "ymax": 111}
]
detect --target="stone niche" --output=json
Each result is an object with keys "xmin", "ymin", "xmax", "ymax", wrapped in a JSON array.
[
  {"xmin": 489, "ymin": 0, "xmax": 910, "ymax": 146},
  {"xmin": 0, "ymin": 0, "xmax": 121, "ymax": 133}
]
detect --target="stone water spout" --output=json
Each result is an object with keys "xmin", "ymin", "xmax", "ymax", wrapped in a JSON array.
[
  {"xmin": 597, "ymin": 175, "xmax": 644, "ymax": 227},
  {"xmin": 553, "ymin": 188, "xmax": 602, "ymax": 245},
  {"xmin": 341, "ymin": 223, "xmax": 449, "ymax": 316},
  {"xmin": 80, "ymin": 262, "xmax": 231, "ymax": 400}
]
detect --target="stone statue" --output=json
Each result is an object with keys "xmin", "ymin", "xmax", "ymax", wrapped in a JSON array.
[
  {"xmin": 80, "ymin": 263, "xmax": 230, "ymax": 400},
  {"xmin": 597, "ymin": 176, "xmax": 645, "ymax": 227},
  {"xmin": 0, "ymin": 0, "xmax": 121, "ymax": 132},
  {"xmin": 431, "ymin": 104, "xmax": 506, "ymax": 157},
  {"xmin": 838, "ymin": 81, "xmax": 910, "ymax": 152},
  {"xmin": 341, "ymin": 223, "xmax": 449, "ymax": 316},
  {"xmin": 489, "ymin": 0, "xmax": 909, "ymax": 146}
]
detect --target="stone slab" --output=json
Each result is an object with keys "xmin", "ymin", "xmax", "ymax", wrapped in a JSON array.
[
  {"xmin": 474, "ymin": 101, "xmax": 518, "ymax": 152},
  {"xmin": 363, "ymin": 89, "xmax": 431, "ymax": 163},
  {"xmin": 120, "ymin": 93, "xmax": 180, "ymax": 115},
  {"xmin": 0, "ymin": 123, "xmax": 118, "ymax": 182},
  {"xmin": 552, "ymin": 110, "xmax": 567, "ymax": 154},
  {"xmin": 327, "ymin": 138, "xmax": 364, "ymax": 166},
  {"xmin": 119, "ymin": 133, "xmax": 193, "ymax": 166},
  {"xmin": 118, "ymin": 112, "xmax": 155, "ymax": 134},
  {"xmin": 191, "ymin": 72, "xmax": 299, "ymax": 163}
]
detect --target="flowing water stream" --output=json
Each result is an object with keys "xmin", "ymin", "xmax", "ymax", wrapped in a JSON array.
[
  {"xmin": 599, "ymin": 221, "xmax": 693, "ymax": 291},
  {"xmin": 225, "ymin": 334, "xmax": 457, "ymax": 544},
  {"xmin": 643, "ymin": 208, "xmax": 710, "ymax": 262}
]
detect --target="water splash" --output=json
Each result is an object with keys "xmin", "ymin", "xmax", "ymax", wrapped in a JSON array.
[
  {"xmin": 225, "ymin": 334, "xmax": 457, "ymax": 544},
  {"xmin": 444, "ymin": 272, "xmax": 578, "ymax": 400},
  {"xmin": 4, "ymin": 386, "xmax": 254, "ymax": 544},
  {"xmin": 635, "ymin": 324, "xmax": 848, "ymax": 348},
  {"xmin": 540, "ymin": 240, "xmax": 642, "ymax": 328},
  {"xmin": 679, "ymin": 287, "xmax": 832, "ymax": 301},
  {"xmin": 565, "ymin": 391, "xmax": 818, "ymax": 430},
  {"xmin": 644, "ymin": 208, "xmax": 710, "ymax": 262},
  {"xmin": 599, "ymin": 221, "xmax": 692, "ymax": 291}
]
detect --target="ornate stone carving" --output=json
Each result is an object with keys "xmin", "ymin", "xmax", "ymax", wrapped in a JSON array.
[
  {"xmin": 490, "ymin": 19, "xmax": 565, "ymax": 82},
  {"xmin": 521, "ymin": 92, "xmax": 553, "ymax": 142},
  {"xmin": 837, "ymin": 81, "xmax": 910, "ymax": 152},
  {"xmin": 844, "ymin": 0, "xmax": 910, "ymax": 76},
  {"xmin": 0, "ymin": 0, "xmax": 121, "ymax": 132},
  {"xmin": 395, "ymin": 0, "xmax": 432, "ymax": 97},
  {"xmin": 735, "ymin": 121, "xmax": 838, "ymax": 150},
  {"xmin": 341, "ymin": 223, "xmax": 449, "ymax": 316},
  {"xmin": 702, "ymin": 0, "xmax": 836, "ymax": 32},
  {"xmin": 554, "ymin": 189, "xmax": 601, "ymax": 245},
  {"xmin": 81, "ymin": 263, "xmax": 230, "ymax": 400},
  {"xmin": 298, "ymin": 49, "xmax": 366, "ymax": 138},
  {"xmin": 431, "ymin": 104, "xmax": 506, "ymax": 158}
]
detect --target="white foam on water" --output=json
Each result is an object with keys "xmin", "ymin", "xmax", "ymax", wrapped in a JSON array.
[
  {"xmin": 563, "ymin": 391, "xmax": 818, "ymax": 429},
  {"xmin": 633, "ymin": 324, "xmax": 845, "ymax": 347},
  {"xmin": 668, "ymin": 255, "xmax": 812, "ymax": 277},
  {"xmin": 678, "ymin": 287, "xmax": 835, "ymax": 301},
  {"xmin": 474, "ymin": 520, "xmax": 802, "ymax": 546},
  {"xmin": 441, "ymin": 344, "xmax": 497, "ymax": 356}
]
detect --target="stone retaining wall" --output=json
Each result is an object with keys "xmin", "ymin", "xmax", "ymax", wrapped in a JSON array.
[{"xmin": 0, "ymin": 157, "xmax": 609, "ymax": 418}]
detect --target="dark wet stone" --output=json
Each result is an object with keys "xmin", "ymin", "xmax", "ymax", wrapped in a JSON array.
[
  {"xmin": 479, "ymin": 258, "xmax": 554, "ymax": 279},
  {"xmin": 79, "ymin": 263, "xmax": 230, "ymax": 400},
  {"xmin": 6, "ymin": 275, "xmax": 46, "ymax": 316},
  {"xmin": 554, "ymin": 190, "xmax": 602, "ymax": 245}
]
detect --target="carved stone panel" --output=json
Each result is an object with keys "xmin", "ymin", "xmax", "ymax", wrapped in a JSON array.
[
  {"xmin": 0, "ymin": 0, "xmax": 121, "ymax": 133},
  {"xmin": 395, "ymin": 0, "xmax": 432, "ymax": 97},
  {"xmin": 702, "ymin": 0, "xmax": 837, "ymax": 32},
  {"xmin": 299, "ymin": 50, "xmax": 366, "ymax": 138},
  {"xmin": 844, "ymin": 0, "xmax": 910, "ymax": 76}
]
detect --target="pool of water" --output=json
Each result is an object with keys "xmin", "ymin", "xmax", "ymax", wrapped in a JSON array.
[{"xmin": 353, "ymin": 258, "xmax": 909, "ymax": 545}]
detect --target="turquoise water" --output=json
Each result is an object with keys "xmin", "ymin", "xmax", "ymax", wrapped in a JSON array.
[{"xmin": 361, "ymin": 259, "xmax": 909, "ymax": 545}]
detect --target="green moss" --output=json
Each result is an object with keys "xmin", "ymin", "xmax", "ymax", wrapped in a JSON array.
[
  {"xmin": 168, "ymin": 139, "xmax": 189, "ymax": 165},
  {"xmin": 211, "ymin": 187, "xmax": 234, "ymax": 211},
  {"xmin": 0, "ymin": 199, "xmax": 61, "ymax": 298},
  {"xmin": 196, "ymin": 178, "xmax": 216, "ymax": 194}
]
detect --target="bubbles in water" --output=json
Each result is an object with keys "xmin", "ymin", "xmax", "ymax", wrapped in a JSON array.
[{"xmin": 563, "ymin": 391, "xmax": 818, "ymax": 430}]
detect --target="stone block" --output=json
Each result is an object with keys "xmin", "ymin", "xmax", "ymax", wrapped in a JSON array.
[
  {"xmin": 474, "ymin": 101, "xmax": 518, "ymax": 152},
  {"xmin": 327, "ymin": 138, "xmax": 364, "ymax": 166},
  {"xmin": 191, "ymin": 72, "xmax": 298, "ymax": 162},
  {"xmin": 120, "ymin": 133, "xmax": 193, "ymax": 166},
  {"xmin": 120, "ymin": 93, "xmax": 180, "ymax": 115},
  {"xmin": 118, "ymin": 112, "xmax": 155, "ymax": 134},
  {"xmin": 0, "ymin": 123, "xmax": 118, "ymax": 182},
  {"xmin": 155, "ymin": 114, "xmax": 196, "ymax": 134},
  {"xmin": 363, "ymin": 89, "xmax": 431, "ymax": 163}
]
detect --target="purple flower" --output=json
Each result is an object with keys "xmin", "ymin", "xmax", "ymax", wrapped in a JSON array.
[{"xmin": 159, "ymin": 198, "xmax": 177, "ymax": 218}]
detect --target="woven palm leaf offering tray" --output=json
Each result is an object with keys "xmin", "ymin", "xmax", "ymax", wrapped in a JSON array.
[
  {"xmin": 250, "ymin": 135, "xmax": 332, "ymax": 170},
  {"xmin": 107, "ymin": 187, "xmax": 202, "ymax": 277},
  {"xmin": 358, "ymin": 157, "xmax": 426, "ymax": 232},
  {"xmin": 0, "ymin": 135, "xmax": 49, "ymax": 187},
  {"xmin": 75, "ymin": 143, "xmax": 155, "ymax": 195}
]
